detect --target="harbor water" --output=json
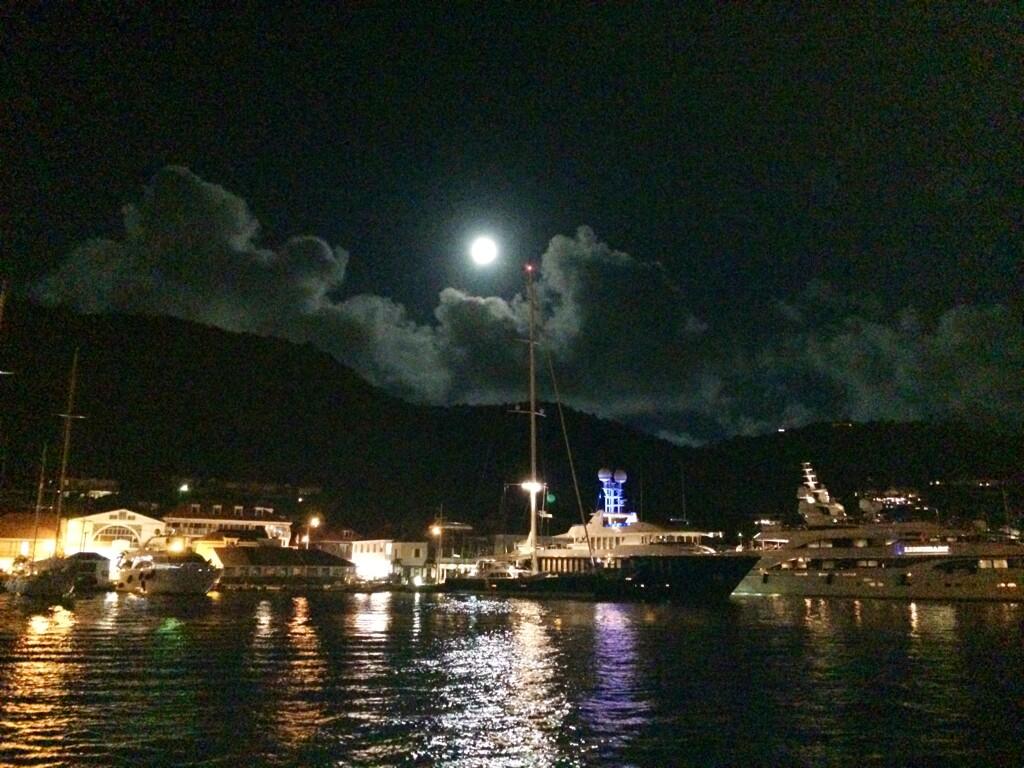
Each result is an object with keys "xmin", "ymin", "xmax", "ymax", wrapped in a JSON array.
[{"xmin": 0, "ymin": 591, "xmax": 1021, "ymax": 767}]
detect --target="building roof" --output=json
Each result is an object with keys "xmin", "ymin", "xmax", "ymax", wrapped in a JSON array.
[
  {"xmin": 316, "ymin": 526, "xmax": 360, "ymax": 542},
  {"xmin": 0, "ymin": 511, "xmax": 58, "ymax": 539},
  {"xmin": 65, "ymin": 509, "xmax": 166, "ymax": 526},
  {"xmin": 166, "ymin": 507, "xmax": 291, "ymax": 523},
  {"xmin": 214, "ymin": 546, "xmax": 354, "ymax": 568},
  {"xmin": 200, "ymin": 528, "xmax": 271, "ymax": 542}
]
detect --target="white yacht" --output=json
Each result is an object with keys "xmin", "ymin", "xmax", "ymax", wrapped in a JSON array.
[
  {"xmin": 529, "ymin": 469, "xmax": 721, "ymax": 574},
  {"xmin": 115, "ymin": 537, "xmax": 221, "ymax": 595},
  {"xmin": 733, "ymin": 463, "xmax": 1024, "ymax": 600},
  {"xmin": 526, "ymin": 469, "xmax": 759, "ymax": 601}
]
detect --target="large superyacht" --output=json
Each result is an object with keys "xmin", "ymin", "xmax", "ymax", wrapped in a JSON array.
[
  {"xmin": 446, "ymin": 469, "xmax": 759, "ymax": 602},
  {"xmin": 733, "ymin": 463, "xmax": 1024, "ymax": 600}
]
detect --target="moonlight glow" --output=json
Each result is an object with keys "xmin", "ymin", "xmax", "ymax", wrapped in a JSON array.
[{"xmin": 470, "ymin": 236, "xmax": 498, "ymax": 266}]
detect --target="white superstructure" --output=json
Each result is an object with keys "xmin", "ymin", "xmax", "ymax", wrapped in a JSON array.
[
  {"xmin": 114, "ymin": 537, "xmax": 221, "ymax": 595},
  {"xmin": 523, "ymin": 469, "xmax": 720, "ymax": 574},
  {"xmin": 734, "ymin": 463, "xmax": 1024, "ymax": 600}
]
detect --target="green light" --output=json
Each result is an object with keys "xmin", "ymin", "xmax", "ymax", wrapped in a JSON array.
[{"xmin": 546, "ymin": 493, "xmax": 556, "ymax": 504}]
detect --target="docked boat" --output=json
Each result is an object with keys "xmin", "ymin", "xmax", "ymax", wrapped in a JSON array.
[
  {"xmin": 4, "ymin": 557, "xmax": 76, "ymax": 599},
  {"xmin": 5, "ymin": 352, "xmax": 83, "ymax": 600},
  {"xmin": 115, "ymin": 538, "xmax": 221, "ymax": 595},
  {"xmin": 733, "ymin": 463, "xmax": 1024, "ymax": 600},
  {"xmin": 445, "ymin": 469, "xmax": 759, "ymax": 602},
  {"xmin": 533, "ymin": 469, "xmax": 757, "ymax": 601}
]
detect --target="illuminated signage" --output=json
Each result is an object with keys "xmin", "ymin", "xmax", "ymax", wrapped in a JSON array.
[{"xmin": 898, "ymin": 544, "xmax": 949, "ymax": 555}]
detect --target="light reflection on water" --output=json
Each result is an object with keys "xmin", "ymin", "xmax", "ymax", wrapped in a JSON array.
[
  {"xmin": 434, "ymin": 600, "xmax": 577, "ymax": 768},
  {"xmin": 581, "ymin": 602, "xmax": 648, "ymax": 754},
  {"xmin": 0, "ymin": 592, "xmax": 1021, "ymax": 767}
]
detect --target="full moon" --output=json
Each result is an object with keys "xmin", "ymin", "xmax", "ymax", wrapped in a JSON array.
[{"xmin": 470, "ymin": 236, "xmax": 498, "ymax": 266}]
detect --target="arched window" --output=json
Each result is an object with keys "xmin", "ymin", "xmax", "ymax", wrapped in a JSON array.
[{"xmin": 93, "ymin": 525, "xmax": 140, "ymax": 545}]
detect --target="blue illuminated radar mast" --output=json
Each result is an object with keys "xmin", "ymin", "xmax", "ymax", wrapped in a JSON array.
[{"xmin": 598, "ymin": 468, "xmax": 638, "ymax": 528}]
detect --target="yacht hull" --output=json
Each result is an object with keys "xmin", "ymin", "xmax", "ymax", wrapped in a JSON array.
[
  {"xmin": 442, "ymin": 554, "xmax": 760, "ymax": 602},
  {"xmin": 4, "ymin": 570, "xmax": 75, "ymax": 599},
  {"xmin": 734, "ymin": 559, "xmax": 1024, "ymax": 601},
  {"xmin": 116, "ymin": 564, "xmax": 221, "ymax": 595}
]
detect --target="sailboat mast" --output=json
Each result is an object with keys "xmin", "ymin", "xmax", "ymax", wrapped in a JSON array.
[
  {"xmin": 526, "ymin": 264, "xmax": 539, "ymax": 574},
  {"xmin": 30, "ymin": 444, "xmax": 48, "ymax": 561},
  {"xmin": 680, "ymin": 465, "xmax": 688, "ymax": 524},
  {"xmin": 54, "ymin": 348, "xmax": 80, "ymax": 554},
  {"xmin": 0, "ymin": 279, "xmax": 8, "ymax": 334}
]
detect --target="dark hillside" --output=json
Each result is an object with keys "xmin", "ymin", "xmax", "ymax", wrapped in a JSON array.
[{"xmin": 1, "ymin": 300, "xmax": 1018, "ymax": 537}]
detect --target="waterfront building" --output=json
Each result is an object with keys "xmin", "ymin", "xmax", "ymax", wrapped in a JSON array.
[
  {"xmin": 61, "ymin": 509, "xmax": 167, "ymax": 565},
  {"xmin": 172, "ymin": 477, "xmax": 322, "ymax": 518},
  {"xmin": 190, "ymin": 528, "xmax": 280, "ymax": 565},
  {"xmin": 349, "ymin": 539, "xmax": 429, "ymax": 583},
  {"xmin": 0, "ymin": 512, "xmax": 57, "ymax": 573},
  {"xmin": 164, "ymin": 502, "xmax": 292, "ymax": 546},
  {"xmin": 309, "ymin": 526, "xmax": 360, "ymax": 559},
  {"xmin": 213, "ymin": 546, "xmax": 354, "ymax": 587},
  {"xmin": 62, "ymin": 477, "xmax": 120, "ymax": 501}
]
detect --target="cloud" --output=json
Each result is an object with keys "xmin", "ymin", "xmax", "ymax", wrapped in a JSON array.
[{"xmin": 36, "ymin": 166, "xmax": 1023, "ymax": 444}]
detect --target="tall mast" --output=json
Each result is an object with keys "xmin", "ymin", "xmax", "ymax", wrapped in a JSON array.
[
  {"xmin": 31, "ymin": 444, "xmax": 48, "ymax": 561},
  {"xmin": 0, "ymin": 279, "xmax": 8, "ymax": 335},
  {"xmin": 54, "ymin": 348, "xmax": 81, "ymax": 555},
  {"xmin": 526, "ymin": 263, "xmax": 539, "ymax": 574},
  {"xmin": 680, "ymin": 465, "xmax": 688, "ymax": 524}
]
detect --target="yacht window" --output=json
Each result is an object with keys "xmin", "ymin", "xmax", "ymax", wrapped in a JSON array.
[
  {"xmin": 190, "ymin": 504, "xmax": 200, "ymax": 514},
  {"xmin": 978, "ymin": 561, "xmax": 1011, "ymax": 573},
  {"xmin": 234, "ymin": 506, "xmax": 244, "ymax": 516},
  {"xmin": 213, "ymin": 505, "xmax": 222, "ymax": 515}
]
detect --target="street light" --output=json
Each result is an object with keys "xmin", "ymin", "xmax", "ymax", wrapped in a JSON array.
[{"xmin": 305, "ymin": 515, "xmax": 321, "ymax": 550}]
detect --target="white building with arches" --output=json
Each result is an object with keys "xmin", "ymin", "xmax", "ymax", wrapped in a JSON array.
[{"xmin": 61, "ymin": 509, "xmax": 167, "ymax": 567}]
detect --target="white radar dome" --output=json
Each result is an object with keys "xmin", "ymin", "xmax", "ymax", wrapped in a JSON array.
[
  {"xmin": 613, "ymin": 469, "xmax": 627, "ymax": 483},
  {"xmin": 598, "ymin": 468, "xmax": 613, "ymax": 481}
]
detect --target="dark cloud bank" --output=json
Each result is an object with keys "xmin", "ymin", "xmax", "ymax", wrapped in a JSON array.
[{"xmin": 36, "ymin": 167, "xmax": 1022, "ymax": 445}]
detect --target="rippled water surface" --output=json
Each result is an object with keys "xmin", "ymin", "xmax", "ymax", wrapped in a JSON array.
[{"xmin": 1, "ymin": 591, "xmax": 1021, "ymax": 767}]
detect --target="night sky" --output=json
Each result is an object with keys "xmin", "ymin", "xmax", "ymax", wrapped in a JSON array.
[{"xmin": 4, "ymin": 5, "xmax": 1021, "ymax": 444}]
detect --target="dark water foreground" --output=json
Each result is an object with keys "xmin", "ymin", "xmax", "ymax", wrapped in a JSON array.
[{"xmin": 0, "ymin": 591, "xmax": 1021, "ymax": 767}]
